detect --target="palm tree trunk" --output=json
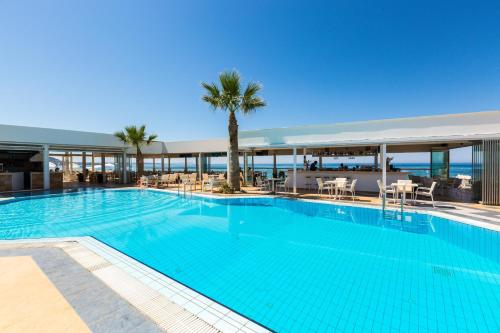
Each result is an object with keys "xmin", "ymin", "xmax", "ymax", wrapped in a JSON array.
[
  {"xmin": 137, "ymin": 148, "xmax": 144, "ymax": 177},
  {"xmin": 228, "ymin": 111, "xmax": 240, "ymax": 191}
]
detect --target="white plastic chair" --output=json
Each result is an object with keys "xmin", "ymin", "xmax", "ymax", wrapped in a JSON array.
[
  {"xmin": 397, "ymin": 179, "xmax": 415, "ymax": 202},
  {"xmin": 377, "ymin": 179, "xmax": 396, "ymax": 203},
  {"xmin": 344, "ymin": 179, "xmax": 357, "ymax": 201},
  {"xmin": 316, "ymin": 177, "xmax": 332, "ymax": 195},
  {"xmin": 276, "ymin": 177, "xmax": 290, "ymax": 193},
  {"xmin": 139, "ymin": 175, "xmax": 149, "ymax": 187},
  {"xmin": 256, "ymin": 176, "xmax": 270, "ymax": 191},
  {"xmin": 415, "ymin": 181, "xmax": 437, "ymax": 207}
]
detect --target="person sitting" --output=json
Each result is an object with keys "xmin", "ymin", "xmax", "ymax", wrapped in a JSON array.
[{"xmin": 310, "ymin": 161, "xmax": 318, "ymax": 171}]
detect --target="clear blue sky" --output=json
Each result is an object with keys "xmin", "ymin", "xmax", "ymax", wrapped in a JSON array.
[{"xmin": 1, "ymin": 1, "xmax": 499, "ymax": 162}]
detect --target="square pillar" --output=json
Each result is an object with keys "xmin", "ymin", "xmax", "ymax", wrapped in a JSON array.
[
  {"xmin": 273, "ymin": 152, "xmax": 277, "ymax": 178},
  {"xmin": 303, "ymin": 148, "xmax": 307, "ymax": 170},
  {"xmin": 43, "ymin": 144, "xmax": 50, "ymax": 190},
  {"xmin": 122, "ymin": 151, "xmax": 127, "ymax": 184},
  {"xmin": 101, "ymin": 154, "xmax": 106, "ymax": 183},
  {"xmin": 198, "ymin": 153, "xmax": 203, "ymax": 181},
  {"xmin": 82, "ymin": 152, "xmax": 87, "ymax": 180},
  {"xmin": 251, "ymin": 150, "xmax": 255, "ymax": 185},
  {"xmin": 243, "ymin": 152, "xmax": 248, "ymax": 185},
  {"xmin": 381, "ymin": 144, "xmax": 387, "ymax": 207},
  {"xmin": 293, "ymin": 147, "xmax": 297, "ymax": 194}
]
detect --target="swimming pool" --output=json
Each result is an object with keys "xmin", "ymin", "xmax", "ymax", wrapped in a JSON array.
[{"xmin": 1, "ymin": 189, "xmax": 499, "ymax": 332}]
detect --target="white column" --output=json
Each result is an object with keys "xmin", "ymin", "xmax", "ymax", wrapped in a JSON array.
[
  {"xmin": 243, "ymin": 152, "xmax": 248, "ymax": 185},
  {"xmin": 82, "ymin": 152, "xmax": 87, "ymax": 180},
  {"xmin": 101, "ymin": 154, "xmax": 106, "ymax": 183},
  {"xmin": 152, "ymin": 158, "xmax": 156, "ymax": 173},
  {"xmin": 43, "ymin": 144, "xmax": 50, "ymax": 190},
  {"xmin": 161, "ymin": 155, "xmax": 165, "ymax": 174},
  {"xmin": 381, "ymin": 144, "xmax": 387, "ymax": 206},
  {"xmin": 293, "ymin": 147, "xmax": 297, "ymax": 194},
  {"xmin": 303, "ymin": 148, "xmax": 307, "ymax": 170},
  {"xmin": 122, "ymin": 151, "xmax": 127, "ymax": 184},
  {"xmin": 251, "ymin": 150, "xmax": 255, "ymax": 185},
  {"xmin": 273, "ymin": 152, "xmax": 277, "ymax": 177},
  {"xmin": 198, "ymin": 153, "xmax": 203, "ymax": 181}
]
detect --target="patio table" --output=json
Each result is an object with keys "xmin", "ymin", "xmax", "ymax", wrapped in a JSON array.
[
  {"xmin": 391, "ymin": 183, "xmax": 419, "ymax": 205},
  {"xmin": 268, "ymin": 177, "xmax": 282, "ymax": 193},
  {"xmin": 325, "ymin": 180, "xmax": 348, "ymax": 200}
]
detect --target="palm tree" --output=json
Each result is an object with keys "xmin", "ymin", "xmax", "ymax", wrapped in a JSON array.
[
  {"xmin": 201, "ymin": 71, "xmax": 265, "ymax": 191},
  {"xmin": 114, "ymin": 125, "xmax": 157, "ymax": 177}
]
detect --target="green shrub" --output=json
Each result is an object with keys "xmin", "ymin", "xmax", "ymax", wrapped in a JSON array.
[{"xmin": 220, "ymin": 182, "xmax": 235, "ymax": 194}]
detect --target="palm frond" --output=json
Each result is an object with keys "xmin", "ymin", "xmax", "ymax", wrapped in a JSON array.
[
  {"xmin": 241, "ymin": 96, "xmax": 266, "ymax": 114},
  {"xmin": 114, "ymin": 131, "xmax": 129, "ymax": 143},
  {"xmin": 241, "ymin": 82, "xmax": 266, "ymax": 113},
  {"xmin": 202, "ymin": 70, "xmax": 265, "ymax": 114},
  {"xmin": 115, "ymin": 125, "xmax": 157, "ymax": 148},
  {"xmin": 219, "ymin": 71, "xmax": 241, "ymax": 98},
  {"xmin": 201, "ymin": 82, "xmax": 222, "ymax": 110},
  {"xmin": 146, "ymin": 134, "xmax": 158, "ymax": 144}
]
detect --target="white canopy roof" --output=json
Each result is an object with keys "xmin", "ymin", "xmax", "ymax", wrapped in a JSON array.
[
  {"xmin": 239, "ymin": 110, "xmax": 500, "ymax": 149},
  {"xmin": 1, "ymin": 110, "xmax": 499, "ymax": 154},
  {"xmin": 0, "ymin": 124, "xmax": 124, "ymax": 150}
]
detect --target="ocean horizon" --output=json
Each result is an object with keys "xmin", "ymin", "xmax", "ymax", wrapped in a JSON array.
[{"xmin": 138, "ymin": 162, "xmax": 472, "ymax": 177}]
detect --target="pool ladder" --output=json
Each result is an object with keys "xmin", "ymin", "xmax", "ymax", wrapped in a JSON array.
[
  {"xmin": 381, "ymin": 194, "xmax": 405, "ymax": 220},
  {"xmin": 177, "ymin": 182, "xmax": 193, "ymax": 198}
]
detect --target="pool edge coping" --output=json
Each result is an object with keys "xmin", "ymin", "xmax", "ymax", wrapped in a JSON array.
[
  {"xmin": 2, "ymin": 186, "xmax": 499, "ymax": 232},
  {"xmin": 0, "ymin": 237, "xmax": 272, "ymax": 333},
  {"xmin": 146, "ymin": 187, "xmax": 500, "ymax": 232}
]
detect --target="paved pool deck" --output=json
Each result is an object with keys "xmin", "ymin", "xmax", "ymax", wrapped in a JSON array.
[
  {"xmin": 0, "ymin": 239, "xmax": 269, "ymax": 333},
  {"xmin": 0, "ymin": 246, "xmax": 162, "ymax": 333}
]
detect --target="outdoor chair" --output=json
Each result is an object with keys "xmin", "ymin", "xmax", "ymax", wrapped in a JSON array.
[
  {"xmin": 256, "ymin": 176, "xmax": 270, "ymax": 191},
  {"xmin": 415, "ymin": 181, "xmax": 438, "ymax": 207},
  {"xmin": 276, "ymin": 177, "xmax": 290, "ymax": 193},
  {"xmin": 397, "ymin": 179, "xmax": 415, "ymax": 201},
  {"xmin": 344, "ymin": 179, "xmax": 357, "ymax": 201},
  {"xmin": 139, "ymin": 175, "xmax": 149, "ymax": 187},
  {"xmin": 316, "ymin": 177, "xmax": 332, "ymax": 196},
  {"xmin": 377, "ymin": 179, "xmax": 396, "ymax": 203}
]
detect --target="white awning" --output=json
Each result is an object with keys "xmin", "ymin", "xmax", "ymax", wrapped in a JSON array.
[{"xmin": 239, "ymin": 110, "xmax": 500, "ymax": 149}]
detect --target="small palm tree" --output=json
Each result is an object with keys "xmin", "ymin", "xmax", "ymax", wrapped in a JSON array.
[
  {"xmin": 202, "ymin": 71, "xmax": 265, "ymax": 191},
  {"xmin": 114, "ymin": 125, "xmax": 157, "ymax": 177}
]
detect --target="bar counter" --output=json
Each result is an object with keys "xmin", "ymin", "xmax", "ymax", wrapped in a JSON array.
[
  {"xmin": 288, "ymin": 170, "xmax": 409, "ymax": 192},
  {"xmin": 0, "ymin": 172, "xmax": 24, "ymax": 192}
]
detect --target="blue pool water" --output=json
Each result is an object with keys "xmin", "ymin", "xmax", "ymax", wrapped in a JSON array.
[{"xmin": 1, "ymin": 189, "xmax": 499, "ymax": 332}]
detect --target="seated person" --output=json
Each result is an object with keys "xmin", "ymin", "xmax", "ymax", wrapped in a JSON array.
[{"xmin": 309, "ymin": 161, "xmax": 318, "ymax": 171}]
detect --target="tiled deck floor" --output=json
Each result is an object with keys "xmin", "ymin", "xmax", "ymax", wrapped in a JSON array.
[
  {"xmin": 0, "ymin": 246, "xmax": 162, "ymax": 333},
  {"xmin": 0, "ymin": 239, "xmax": 269, "ymax": 333}
]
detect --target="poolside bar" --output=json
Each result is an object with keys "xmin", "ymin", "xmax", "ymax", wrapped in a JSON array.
[
  {"xmin": 0, "ymin": 111, "xmax": 499, "ymax": 205},
  {"xmin": 238, "ymin": 111, "xmax": 500, "ymax": 204}
]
